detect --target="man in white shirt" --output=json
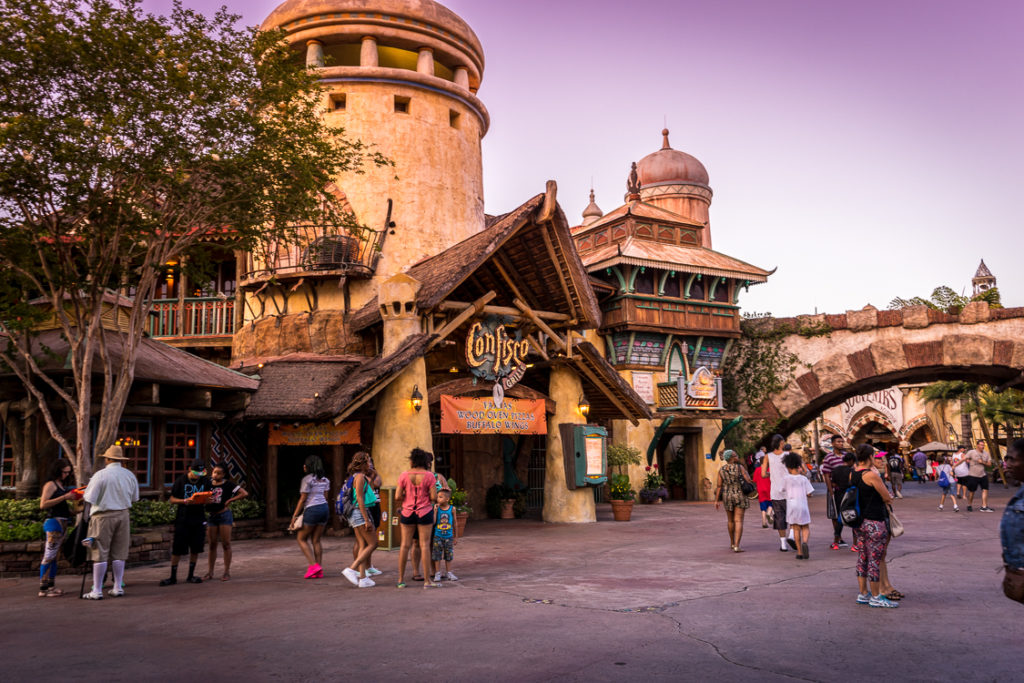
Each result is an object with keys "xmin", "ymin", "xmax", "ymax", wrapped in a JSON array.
[
  {"xmin": 964, "ymin": 441, "xmax": 993, "ymax": 512},
  {"xmin": 82, "ymin": 445, "xmax": 140, "ymax": 599},
  {"xmin": 761, "ymin": 435, "xmax": 797, "ymax": 552}
]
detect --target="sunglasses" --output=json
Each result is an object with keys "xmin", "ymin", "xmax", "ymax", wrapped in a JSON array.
[{"xmin": 191, "ymin": 469, "xmax": 206, "ymax": 475}]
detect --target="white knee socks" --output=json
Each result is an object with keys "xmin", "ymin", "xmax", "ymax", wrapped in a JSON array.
[
  {"xmin": 92, "ymin": 561, "xmax": 108, "ymax": 593},
  {"xmin": 112, "ymin": 560, "xmax": 125, "ymax": 588}
]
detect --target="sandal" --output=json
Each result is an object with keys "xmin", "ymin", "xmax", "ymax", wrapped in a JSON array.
[
  {"xmin": 886, "ymin": 590, "xmax": 905, "ymax": 600},
  {"xmin": 39, "ymin": 587, "xmax": 65, "ymax": 597},
  {"xmin": 396, "ymin": 582, "xmax": 407, "ymax": 589},
  {"xmin": 201, "ymin": 573, "xmax": 214, "ymax": 581},
  {"xmin": 423, "ymin": 581, "xmax": 442, "ymax": 589},
  {"xmin": 411, "ymin": 575, "xmax": 424, "ymax": 582},
  {"xmin": 220, "ymin": 574, "xmax": 231, "ymax": 581}
]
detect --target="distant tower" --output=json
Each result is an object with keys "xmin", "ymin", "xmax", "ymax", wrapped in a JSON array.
[
  {"xmin": 972, "ymin": 259, "xmax": 996, "ymax": 295},
  {"xmin": 260, "ymin": 0, "xmax": 488, "ymax": 306},
  {"xmin": 581, "ymin": 188, "xmax": 603, "ymax": 226},
  {"xmin": 635, "ymin": 129, "xmax": 713, "ymax": 246}
]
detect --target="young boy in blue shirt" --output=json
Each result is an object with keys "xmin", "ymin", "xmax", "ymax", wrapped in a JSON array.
[{"xmin": 431, "ymin": 487, "xmax": 458, "ymax": 582}]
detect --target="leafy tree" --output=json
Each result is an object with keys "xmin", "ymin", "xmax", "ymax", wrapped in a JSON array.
[
  {"xmin": 889, "ymin": 285, "xmax": 1002, "ymax": 312},
  {"xmin": 0, "ymin": 0, "xmax": 388, "ymax": 482}
]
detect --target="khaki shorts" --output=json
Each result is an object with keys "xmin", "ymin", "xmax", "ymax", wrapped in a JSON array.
[{"xmin": 88, "ymin": 509, "xmax": 131, "ymax": 562}]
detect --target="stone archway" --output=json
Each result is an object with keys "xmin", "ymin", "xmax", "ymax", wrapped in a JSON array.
[{"xmin": 754, "ymin": 304, "xmax": 1024, "ymax": 438}]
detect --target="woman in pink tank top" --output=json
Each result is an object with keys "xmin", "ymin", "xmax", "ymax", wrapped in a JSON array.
[{"xmin": 395, "ymin": 448, "xmax": 437, "ymax": 588}]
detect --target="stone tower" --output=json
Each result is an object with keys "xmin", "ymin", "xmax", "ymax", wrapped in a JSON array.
[
  {"xmin": 260, "ymin": 0, "xmax": 489, "ymax": 309},
  {"xmin": 972, "ymin": 259, "xmax": 996, "ymax": 295}
]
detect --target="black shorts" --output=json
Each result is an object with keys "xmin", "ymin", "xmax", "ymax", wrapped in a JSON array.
[
  {"xmin": 965, "ymin": 475, "xmax": 989, "ymax": 492},
  {"xmin": 401, "ymin": 510, "xmax": 435, "ymax": 526},
  {"xmin": 771, "ymin": 500, "xmax": 788, "ymax": 530},
  {"xmin": 172, "ymin": 520, "xmax": 206, "ymax": 556}
]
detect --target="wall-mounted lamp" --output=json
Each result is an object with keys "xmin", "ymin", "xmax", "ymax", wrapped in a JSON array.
[
  {"xmin": 448, "ymin": 365, "xmax": 459, "ymax": 373},
  {"xmin": 578, "ymin": 394, "xmax": 590, "ymax": 418},
  {"xmin": 411, "ymin": 385, "xmax": 423, "ymax": 412}
]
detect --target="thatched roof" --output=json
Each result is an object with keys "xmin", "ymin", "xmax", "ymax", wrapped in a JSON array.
[
  {"xmin": 570, "ymin": 341, "xmax": 653, "ymax": 425},
  {"xmin": 245, "ymin": 334, "xmax": 435, "ymax": 421},
  {"xmin": 350, "ymin": 193, "xmax": 600, "ymax": 331},
  {"xmin": 2, "ymin": 329, "xmax": 258, "ymax": 391}
]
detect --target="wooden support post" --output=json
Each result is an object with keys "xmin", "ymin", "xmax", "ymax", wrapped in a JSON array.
[
  {"xmin": 265, "ymin": 445, "xmax": 278, "ymax": 532},
  {"xmin": 429, "ymin": 291, "xmax": 496, "ymax": 349}
]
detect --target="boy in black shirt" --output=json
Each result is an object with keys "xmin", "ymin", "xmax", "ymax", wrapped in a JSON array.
[
  {"xmin": 828, "ymin": 452, "xmax": 855, "ymax": 550},
  {"xmin": 161, "ymin": 459, "xmax": 211, "ymax": 586}
]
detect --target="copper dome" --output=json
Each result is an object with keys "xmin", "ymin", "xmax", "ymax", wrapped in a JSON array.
[{"xmin": 636, "ymin": 129, "xmax": 709, "ymax": 188}]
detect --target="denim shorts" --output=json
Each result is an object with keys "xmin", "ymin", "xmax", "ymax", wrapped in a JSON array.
[
  {"xmin": 348, "ymin": 506, "xmax": 367, "ymax": 528},
  {"xmin": 302, "ymin": 503, "xmax": 329, "ymax": 527},
  {"xmin": 208, "ymin": 509, "xmax": 234, "ymax": 527}
]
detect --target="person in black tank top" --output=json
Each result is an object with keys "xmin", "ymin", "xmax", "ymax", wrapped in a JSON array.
[
  {"xmin": 851, "ymin": 445, "xmax": 898, "ymax": 608},
  {"xmin": 38, "ymin": 459, "xmax": 78, "ymax": 597}
]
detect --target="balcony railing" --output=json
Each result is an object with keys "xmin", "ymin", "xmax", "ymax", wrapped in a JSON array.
[
  {"xmin": 240, "ymin": 223, "xmax": 388, "ymax": 287},
  {"xmin": 149, "ymin": 297, "xmax": 235, "ymax": 340}
]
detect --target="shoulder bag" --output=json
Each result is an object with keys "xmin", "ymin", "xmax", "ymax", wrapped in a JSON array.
[
  {"xmin": 737, "ymin": 465, "xmax": 756, "ymax": 496},
  {"xmin": 887, "ymin": 505, "xmax": 905, "ymax": 537}
]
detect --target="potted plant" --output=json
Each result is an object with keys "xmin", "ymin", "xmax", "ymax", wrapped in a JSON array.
[
  {"xmin": 666, "ymin": 457, "xmax": 687, "ymax": 500},
  {"xmin": 606, "ymin": 443, "xmax": 642, "ymax": 521},
  {"xmin": 485, "ymin": 483, "xmax": 522, "ymax": 519},
  {"xmin": 447, "ymin": 479, "xmax": 472, "ymax": 537},
  {"xmin": 638, "ymin": 464, "xmax": 669, "ymax": 504}
]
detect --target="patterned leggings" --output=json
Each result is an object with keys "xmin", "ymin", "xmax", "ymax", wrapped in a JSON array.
[{"xmin": 854, "ymin": 519, "xmax": 889, "ymax": 582}]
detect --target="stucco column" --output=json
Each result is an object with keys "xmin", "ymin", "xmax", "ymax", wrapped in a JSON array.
[
  {"xmin": 371, "ymin": 274, "xmax": 431, "ymax": 486},
  {"xmin": 453, "ymin": 66, "xmax": 469, "ymax": 90},
  {"xmin": 305, "ymin": 40, "xmax": 324, "ymax": 68},
  {"xmin": 543, "ymin": 364, "xmax": 595, "ymax": 523},
  {"xmin": 360, "ymin": 37, "xmax": 378, "ymax": 66},
  {"xmin": 416, "ymin": 47, "xmax": 434, "ymax": 75}
]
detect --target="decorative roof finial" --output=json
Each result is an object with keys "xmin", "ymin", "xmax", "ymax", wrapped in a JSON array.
[
  {"xmin": 627, "ymin": 162, "xmax": 640, "ymax": 197},
  {"xmin": 662, "ymin": 128, "xmax": 671, "ymax": 150}
]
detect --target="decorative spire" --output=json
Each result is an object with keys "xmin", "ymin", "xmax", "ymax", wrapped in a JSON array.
[
  {"xmin": 974, "ymin": 259, "xmax": 993, "ymax": 279},
  {"xmin": 582, "ymin": 187, "xmax": 603, "ymax": 225},
  {"xmin": 661, "ymin": 128, "xmax": 671, "ymax": 150}
]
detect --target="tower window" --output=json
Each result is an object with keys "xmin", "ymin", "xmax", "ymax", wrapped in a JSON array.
[
  {"xmin": 449, "ymin": 110, "xmax": 460, "ymax": 128},
  {"xmin": 329, "ymin": 93, "xmax": 346, "ymax": 111},
  {"xmin": 394, "ymin": 95, "xmax": 410, "ymax": 114}
]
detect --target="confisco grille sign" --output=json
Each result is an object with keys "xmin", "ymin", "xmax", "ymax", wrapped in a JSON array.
[{"xmin": 465, "ymin": 316, "xmax": 529, "ymax": 408}]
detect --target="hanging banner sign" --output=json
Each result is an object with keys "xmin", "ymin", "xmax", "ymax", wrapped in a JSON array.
[
  {"xmin": 439, "ymin": 395, "xmax": 547, "ymax": 435},
  {"xmin": 682, "ymin": 366, "xmax": 724, "ymax": 410},
  {"xmin": 840, "ymin": 388, "xmax": 903, "ymax": 433},
  {"xmin": 268, "ymin": 421, "xmax": 361, "ymax": 446},
  {"xmin": 465, "ymin": 316, "xmax": 530, "ymax": 408}
]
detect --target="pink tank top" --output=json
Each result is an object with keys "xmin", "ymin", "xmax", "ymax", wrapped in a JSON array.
[{"xmin": 398, "ymin": 470, "xmax": 436, "ymax": 516}]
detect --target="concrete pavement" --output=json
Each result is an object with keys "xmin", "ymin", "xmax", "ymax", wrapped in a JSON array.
[{"xmin": 1, "ymin": 479, "xmax": 1019, "ymax": 682}]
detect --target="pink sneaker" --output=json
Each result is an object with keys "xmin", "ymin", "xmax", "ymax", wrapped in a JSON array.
[{"xmin": 304, "ymin": 563, "xmax": 322, "ymax": 579}]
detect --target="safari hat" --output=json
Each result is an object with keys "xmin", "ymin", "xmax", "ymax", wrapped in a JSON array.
[{"xmin": 101, "ymin": 444, "xmax": 129, "ymax": 461}]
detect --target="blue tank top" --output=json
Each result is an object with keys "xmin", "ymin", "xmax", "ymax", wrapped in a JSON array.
[{"xmin": 434, "ymin": 506, "xmax": 455, "ymax": 540}]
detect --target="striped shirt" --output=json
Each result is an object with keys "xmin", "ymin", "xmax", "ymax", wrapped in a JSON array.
[{"xmin": 820, "ymin": 451, "xmax": 845, "ymax": 476}]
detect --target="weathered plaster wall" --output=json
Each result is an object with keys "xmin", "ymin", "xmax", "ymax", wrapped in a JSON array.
[{"xmin": 543, "ymin": 365, "xmax": 594, "ymax": 523}]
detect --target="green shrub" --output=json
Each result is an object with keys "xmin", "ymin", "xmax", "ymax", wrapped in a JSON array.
[
  {"xmin": 129, "ymin": 499, "xmax": 176, "ymax": 529},
  {"xmin": 232, "ymin": 498, "xmax": 264, "ymax": 520},
  {"xmin": 0, "ymin": 498, "xmax": 46, "ymax": 523},
  {"xmin": 0, "ymin": 520, "xmax": 44, "ymax": 542}
]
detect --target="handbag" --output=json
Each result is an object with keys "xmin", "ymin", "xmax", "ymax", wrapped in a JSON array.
[
  {"xmin": 888, "ymin": 506, "xmax": 905, "ymax": 537},
  {"xmin": 1003, "ymin": 567, "xmax": 1024, "ymax": 604},
  {"xmin": 288, "ymin": 513, "xmax": 303, "ymax": 532},
  {"xmin": 826, "ymin": 492, "xmax": 837, "ymax": 520}
]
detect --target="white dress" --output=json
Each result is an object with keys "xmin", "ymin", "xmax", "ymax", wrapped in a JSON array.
[{"xmin": 782, "ymin": 473, "xmax": 814, "ymax": 525}]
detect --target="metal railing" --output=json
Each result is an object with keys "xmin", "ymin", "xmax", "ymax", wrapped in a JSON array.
[{"xmin": 149, "ymin": 297, "xmax": 235, "ymax": 339}]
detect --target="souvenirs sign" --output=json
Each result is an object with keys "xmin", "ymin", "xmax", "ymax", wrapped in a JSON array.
[
  {"xmin": 683, "ymin": 366, "xmax": 724, "ymax": 410},
  {"xmin": 840, "ymin": 388, "xmax": 903, "ymax": 433},
  {"xmin": 439, "ymin": 395, "xmax": 546, "ymax": 435},
  {"xmin": 465, "ymin": 316, "xmax": 530, "ymax": 408},
  {"xmin": 268, "ymin": 421, "xmax": 361, "ymax": 446}
]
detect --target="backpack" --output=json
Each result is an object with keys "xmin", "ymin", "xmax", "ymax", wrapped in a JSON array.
[
  {"xmin": 335, "ymin": 475, "xmax": 355, "ymax": 517},
  {"xmin": 888, "ymin": 455, "xmax": 902, "ymax": 473},
  {"xmin": 938, "ymin": 470, "xmax": 950, "ymax": 487},
  {"xmin": 839, "ymin": 484, "xmax": 863, "ymax": 528}
]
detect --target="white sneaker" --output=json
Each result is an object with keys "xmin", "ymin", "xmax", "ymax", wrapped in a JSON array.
[
  {"xmin": 358, "ymin": 577, "xmax": 375, "ymax": 588},
  {"xmin": 938, "ymin": 505, "xmax": 943, "ymax": 510},
  {"xmin": 341, "ymin": 567, "xmax": 360, "ymax": 586},
  {"xmin": 433, "ymin": 571, "xmax": 443, "ymax": 582},
  {"xmin": 954, "ymin": 506, "xmax": 960, "ymax": 512},
  {"xmin": 108, "ymin": 588, "xmax": 125, "ymax": 597},
  {"xmin": 366, "ymin": 567, "xmax": 382, "ymax": 576},
  {"xmin": 446, "ymin": 571, "xmax": 458, "ymax": 581},
  {"xmin": 82, "ymin": 590, "xmax": 104, "ymax": 600}
]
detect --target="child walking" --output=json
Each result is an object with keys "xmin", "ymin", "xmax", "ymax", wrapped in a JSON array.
[
  {"xmin": 781, "ymin": 452, "xmax": 814, "ymax": 559},
  {"xmin": 935, "ymin": 455, "xmax": 960, "ymax": 512},
  {"xmin": 431, "ymin": 487, "xmax": 458, "ymax": 582}
]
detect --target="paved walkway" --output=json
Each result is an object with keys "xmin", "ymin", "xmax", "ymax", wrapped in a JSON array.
[{"xmin": 2, "ymin": 480, "xmax": 1020, "ymax": 681}]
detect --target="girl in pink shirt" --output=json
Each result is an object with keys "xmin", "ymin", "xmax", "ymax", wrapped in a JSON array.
[{"xmin": 395, "ymin": 448, "xmax": 437, "ymax": 588}]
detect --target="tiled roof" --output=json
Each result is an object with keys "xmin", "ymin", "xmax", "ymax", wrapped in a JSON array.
[{"xmin": 581, "ymin": 236, "xmax": 772, "ymax": 282}]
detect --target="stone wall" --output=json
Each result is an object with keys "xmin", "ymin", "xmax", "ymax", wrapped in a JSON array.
[{"xmin": 0, "ymin": 520, "xmax": 266, "ymax": 578}]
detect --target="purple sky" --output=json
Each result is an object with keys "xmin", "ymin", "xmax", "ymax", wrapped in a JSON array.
[{"xmin": 142, "ymin": 0, "xmax": 1023, "ymax": 316}]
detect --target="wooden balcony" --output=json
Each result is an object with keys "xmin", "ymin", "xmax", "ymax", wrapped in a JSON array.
[
  {"xmin": 149, "ymin": 297, "xmax": 235, "ymax": 345},
  {"xmin": 602, "ymin": 296, "xmax": 740, "ymax": 336},
  {"xmin": 239, "ymin": 223, "xmax": 387, "ymax": 288}
]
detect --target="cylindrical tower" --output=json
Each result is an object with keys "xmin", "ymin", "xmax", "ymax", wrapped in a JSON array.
[{"xmin": 261, "ymin": 0, "xmax": 489, "ymax": 308}]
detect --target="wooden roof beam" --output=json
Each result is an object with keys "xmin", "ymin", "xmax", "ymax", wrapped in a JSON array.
[
  {"xmin": 428, "ymin": 290, "xmax": 496, "ymax": 350},
  {"xmin": 437, "ymin": 300, "xmax": 569, "ymax": 322},
  {"xmin": 574, "ymin": 360, "xmax": 640, "ymax": 426},
  {"xmin": 540, "ymin": 223, "xmax": 578, "ymax": 322},
  {"xmin": 514, "ymin": 298, "xmax": 566, "ymax": 351}
]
